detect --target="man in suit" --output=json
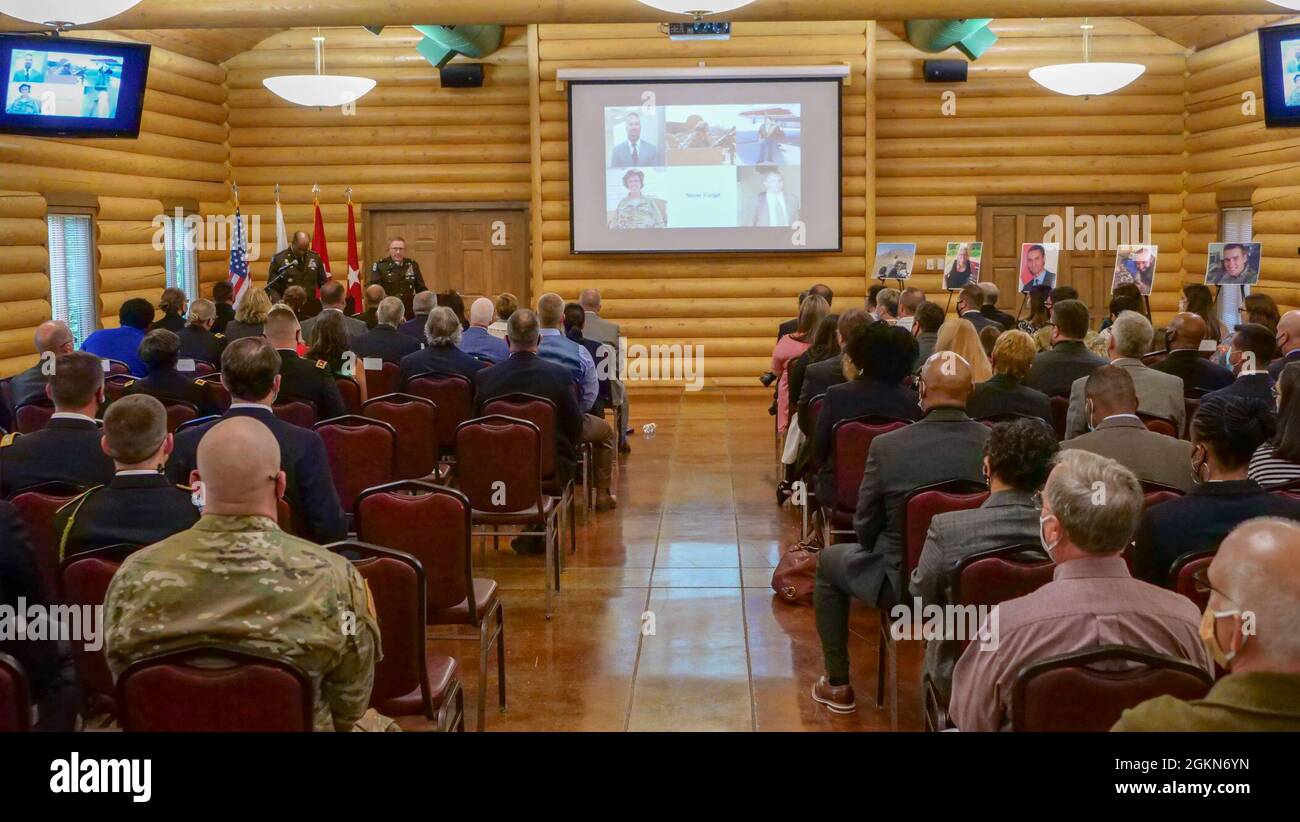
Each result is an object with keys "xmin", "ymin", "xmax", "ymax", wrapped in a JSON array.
[
  {"xmin": 166, "ymin": 337, "xmax": 346, "ymax": 544},
  {"xmin": 578, "ymin": 290, "xmax": 625, "ymax": 449},
  {"xmin": 352, "ymin": 296, "xmax": 421, "ymax": 366},
  {"xmin": 1154, "ymin": 312, "xmax": 1234, "ymax": 394},
  {"xmin": 399, "ymin": 291, "xmax": 436, "ymax": 341},
  {"xmin": 1024, "ymin": 299, "xmax": 1108, "ymax": 397},
  {"xmin": 812, "ymin": 352, "xmax": 989, "ymax": 714},
  {"xmin": 264, "ymin": 306, "xmax": 346, "ymax": 421},
  {"xmin": 1205, "ymin": 323, "xmax": 1278, "ymax": 407},
  {"xmin": 81, "ymin": 298, "xmax": 154, "ymax": 376},
  {"xmin": 3, "ymin": 321, "xmax": 74, "ymax": 429},
  {"xmin": 777, "ymin": 284, "xmax": 833, "ymax": 340},
  {"xmin": 123, "ymin": 329, "xmax": 220, "ymax": 417},
  {"xmin": 1021, "ymin": 243, "xmax": 1056, "ymax": 290},
  {"xmin": 1269, "ymin": 309, "xmax": 1300, "ymax": 381},
  {"xmin": 176, "ymin": 298, "xmax": 225, "ymax": 366},
  {"xmin": 300, "ymin": 280, "xmax": 367, "ymax": 346},
  {"xmin": 747, "ymin": 169, "xmax": 800, "ymax": 228},
  {"xmin": 1064, "ymin": 311, "xmax": 1184, "ymax": 439},
  {"xmin": 978, "ymin": 282, "xmax": 1016, "ymax": 331},
  {"xmin": 460, "ymin": 297, "xmax": 510, "ymax": 364},
  {"xmin": 399, "ymin": 307, "xmax": 487, "ymax": 386},
  {"xmin": 54, "ymin": 395, "xmax": 199, "ymax": 559},
  {"xmin": 911, "ymin": 302, "xmax": 943, "ymax": 375},
  {"xmin": 1062, "ymin": 366, "xmax": 1195, "ymax": 492},
  {"xmin": 1206, "ymin": 243, "xmax": 1258, "ymax": 286},
  {"xmin": 609, "ymin": 112, "xmax": 658, "ymax": 167},
  {"xmin": 797, "ymin": 309, "xmax": 871, "ymax": 430},
  {"xmin": 0, "ymin": 352, "xmax": 116, "ymax": 497},
  {"xmin": 358, "ymin": 285, "xmax": 385, "ymax": 328},
  {"xmin": 911, "ymin": 418, "xmax": 1057, "ymax": 708},
  {"xmin": 956, "ymin": 283, "xmax": 999, "ymax": 334}
]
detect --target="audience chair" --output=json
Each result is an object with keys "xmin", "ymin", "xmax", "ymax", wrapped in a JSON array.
[
  {"xmin": 118, "ymin": 647, "xmax": 314, "ymax": 732},
  {"xmin": 1048, "ymin": 395, "xmax": 1069, "ymax": 440},
  {"xmin": 336, "ymin": 375, "xmax": 363, "ymax": 416},
  {"xmin": 1143, "ymin": 488, "xmax": 1181, "ymax": 511},
  {"xmin": 818, "ymin": 416, "xmax": 912, "ymax": 546},
  {"xmin": 1169, "ymin": 549, "xmax": 1216, "ymax": 612},
  {"xmin": 60, "ymin": 544, "xmax": 139, "ymax": 717},
  {"xmin": 180, "ymin": 359, "xmax": 217, "ymax": 377},
  {"xmin": 102, "ymin": 359, "xmax": 131, "ymax": 377},
  {"xmin": 313, "ymin": 415, "xmax": 396, "ymax": 518},
  {"xmin": 10, "ymin": 481, "xmax": 86, "ymax": 599},
  {"xmin": 198, "ymin": 374, "xmax": 231, "ymax": 414},
  {"xmin": 0, "ymin": 652, "xmax": 31, "ymax": 733},
  {"xmin": 1140, "ymin": 351, "xmax": 1169, "ymax": 368},
  {"xmin": 1139, "ymin": 480, "xmax": 1183, "ymax": 496},
  {"xmin": 362, "ymin": 393, "xmax": 439, "ymax": 481},
  {"xmin": 161, "ymin": 399, "xmax": 199, "ymax": 434},
  {"xmin": 1010, "ymin": 645, "xmax": 1213, "ymax": 732},
  {"xmin": 14, "ymin": 400, "xmax": 53, "ymax": 434},
  {"xmin": 272, "ymin": 399, "xmax": 318, "ymax": 429},
  {"xmin": 362, "ymin": 360, "xmax": 402, "ymax": 400},
  {"xmin": 174, "ymin": 414, "xmax": 221, "ymax": 436},
  {"xmin": 1137, "ymin": 412, "xmax": 1178, "ymax": 438},
  {"xmin": 482, "ymin": 393, "xmax": 576, "ymax": 553},
  {"xmin": 103, "ymin": 373, "xmax": 134, "ymax": 403},
  {"xmin": 353, "ymin": 482, "xmax": 504, "ymax": 731},
  {"xmin": 405, "ymin": 373, "xmax": 475, "ymax": 467}
]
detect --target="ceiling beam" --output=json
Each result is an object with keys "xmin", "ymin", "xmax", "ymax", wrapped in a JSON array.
[{"xmin": 0, "ymin": 1, "xmax": 1292, "ymax": 31}]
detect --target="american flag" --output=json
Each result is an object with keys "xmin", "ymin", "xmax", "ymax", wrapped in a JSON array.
[{"xmin": 228, "ymin": 203, "xmax": 251, "ymax": 308}]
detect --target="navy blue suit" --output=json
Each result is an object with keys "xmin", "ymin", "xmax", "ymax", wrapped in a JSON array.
[
  {"xmin": 123, "ymin": 367, "xmax": 220, "ymax": 417},
  {"xmin": 399, "ymin": 344, "xmax": 486, "ymax": 387},
  {"xmin": 474, "ymin": 351, "xmax": 583, "ymax": 482},
  {"xmin": 1153, "ymin": 349, "xmax": 1234, "ymax": 394},
  {"xmin": 353, "ymin": 325, "xmax": 422, "ymax": 365},
  {"xmin": 398, "ymin": 314, "xmax": 429, "ymax": 342},
  {"xmin": 0, "ymin": 417, "xmax": 115, "ymax": 498},
  {"xmin": 1203, "ymin": 373, "xmax": 1275, "ymax": 407}
]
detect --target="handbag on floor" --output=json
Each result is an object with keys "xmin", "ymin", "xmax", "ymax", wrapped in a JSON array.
[{"xmin": 771, "ymin": 534, "xmax": 822, "ymax": 606}]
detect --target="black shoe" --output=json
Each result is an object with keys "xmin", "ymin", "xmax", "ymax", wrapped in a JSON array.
[{"xmin": 511, "ymin": 536, "xmax": 546, "ymax": 555}]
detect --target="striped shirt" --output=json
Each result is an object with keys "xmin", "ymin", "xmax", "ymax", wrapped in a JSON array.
[{"xmin": 1248, "ymin": 442, "xmax": 1300, "ymax": 488}]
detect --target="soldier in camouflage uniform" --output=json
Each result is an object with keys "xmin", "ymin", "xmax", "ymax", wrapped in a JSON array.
[
  {"xmin": 103, "ymin": 416, "xmax": 380, "ymax": 732},
  {"xmin": 370, "ymin": 237, "xmax": 427, "ymax": 318}
]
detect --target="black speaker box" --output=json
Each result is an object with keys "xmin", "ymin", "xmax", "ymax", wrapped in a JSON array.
[
  {"xmin": 440, "ymin": 64, "xmax": 485, "ymax": 88},
  {"xmin": 923, "ymin": 60, "xmax": 969, "ymax": 83}
]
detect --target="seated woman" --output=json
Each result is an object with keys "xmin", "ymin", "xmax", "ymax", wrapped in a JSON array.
[
  {"xmin": 910, "ymin": 417, "xmax": 1058, "ymax": 710},
  {"xmin": 772, "ymin": 294, "xmax": 828, "ymax": 438},
  {"xmin": 789, "ymin": 313, "xmax": 840, "ymax": 438},
  {"xmin": 1249, "ymin": 361, "xmax": 1300, "ymax": 487},
  {"xmin": 307, "ymin": 311, "xmax": 366, "ymax": 405},
  {"xmin": 935, "ymin": 317, "xmax": 993, "ymax": 383},
  {"xmin": 609, "ymin": 169, "xmax": 667, "ymax": 229},
  {"xmin": 966, "ymin": 330, "xmax": 1052, "ymax": 425},
  {"xmin": 488, "ymin": 292, "xmax": 517, "ymax": 340},
  {"xmin": 1017, "ymin": 284, "xmax": 1051, "ymax": 336},
  {"xmin": 1240, "ymin": 292, "xmax": 1280, "ymax": 334},
  {"xmin": 1133, "ymin": 394, "xmax": 1300, "ymax": 585},
  {"xmin": 224, "ymin": 287, "xmax": 271, "ymax": 343}
]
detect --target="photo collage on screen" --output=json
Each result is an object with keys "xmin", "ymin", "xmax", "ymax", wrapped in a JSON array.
[
  {"xmin": 5, "ymin": 47, "xmax": 124, "ymax": 119},
  {"xmin": 1283, "ymin": 37, "xmax": 1300, "ymax": 107},
  {"xmin": 605, "ymin": 103, "xmax": 803, "ymax": 231}
]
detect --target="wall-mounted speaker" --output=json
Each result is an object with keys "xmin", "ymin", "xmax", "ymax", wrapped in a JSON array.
[
  {"xmin": 923, "ymin": 60, "xmax": 969, "ymax": 83},
  {"xmin": 440, "ymin": 64, "xmax": 485, "ymax": 88}
]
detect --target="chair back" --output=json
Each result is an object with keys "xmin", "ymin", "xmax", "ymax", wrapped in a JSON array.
[
  {"xmin": 363, "ymin": 393, "xmax": 437, "ymax": 480},
  {"xmin": 60, "ymin": 544, "xmax": 138, "ymax": 708},
  {"xmin": 354, "ymin": 482, "xmax": 477, "ymax": 618},
  {"xmin": 198, "ymin": 374, "xmax": 231, "ymax": 413},
  {"xmin": 830, "ymin": 416, "xmax": 910, "ymax": 516},
  {"xmin": 104, "ymin": 374, "xmax": 133, "ymax": 402},
  {"xmin": 0, "ymin": 652, "xmax": 31, "ymax": 732},
  {"xmin": 174, "ymin": 414, "xmax": 221, "ymax": 436},
  {"xmin": 336, "ymin": 376, "xmax": 363, "ymax": 415},
  {"xmin": 103, "ymin": 359, "xmax": 131, "ymax": 376},
  {"xmin": 118, "ymin": 648, "xmax": 314, "ymax": 732},
  {"xmin": 1138, "ymin": 412, "xmax": 1178, "ymax": 438},
  {"xmin": 1011, "ymin": 645, "xmax": 1214, "ymax": 732},
  {"xmin": 901, "ymin": 480, "xmax": 989, "ymax": 586},
  {"xmin": 313, "ymin": 415, "xmax": 396, "ymax": 514},
  {"xmin": 456, "ymin": 416, "xmax": 544, "ymax": 517},
  {"xmin": 797, "ymin": 393, "xmax": 826, "ymax": 441},
  {"xmin": 189, "ymin": 360, "xmax": 217, "ymax": 377},
  {"xmin": 363, "ymin": 360, "xmax": 402, "ymax": 399},
  {"xmin": 272, "ymin": 400, "xmax": 317, "ymax": 428},
  {"xmin": 161, "ymin": 400, "xmax": 199, "ymax": 433},
  {"xmin": 1048, "ymin": 395, "xmax": 1069, "ymax": 440},
  {"xmin": 482, "ymin": 393, "xmax": 559, "ymax": 479},
  {"xmin": 1143, "ymin": 489, "xmax": 1180, "ymax": 511},
  {"xmin": 11, "ymin": 482, "xmax": 85, "ymax": 599},
  {"xmin": 1169, "ymin": 549, "xmax": 1215, "ymax": 611},
  {"xmin": 406, "ymin": 373, "xmax": 475, "ymax": 452},
  {"xmin": 1140, "ymin": 351, "xmax": 1168, "ymax": 367},
  {"xmin": 950, "ymin": 544, "xmax": 1054, "ymax": 652},
  {"xmin": 15, "ymin": 401, "xmax": 53, "ymax": 434}
]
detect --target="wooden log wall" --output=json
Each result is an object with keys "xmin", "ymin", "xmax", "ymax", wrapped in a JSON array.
[
  {"xmin": 0, "ymin": 34, "xmax": 231, "ymax": 375},
  {"xmin": 876, "ymin": 19, "xmax": 1188, "ymax": 327},
  {"xmin": 1185, "ymin": 30, "xmax": 1300, "ymax": 313}
]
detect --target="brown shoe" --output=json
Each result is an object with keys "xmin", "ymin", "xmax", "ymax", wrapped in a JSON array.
[
  {"xmin": 811, "ymin": 677, "xmax": 856, "ymax": 714},
  {"xmin": 595, "ymin": 492, "xmax": 618, "ymax": 512}
]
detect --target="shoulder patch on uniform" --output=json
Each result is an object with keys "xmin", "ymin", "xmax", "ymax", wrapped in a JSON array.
[
  {"xmin": 1, "ymin": 432, "xmax": 19, "ymax": 447},
  {"xmin": 215, "ymin": 333, "xmax": 225, "ymax": 340},
  {"xmin": 124, "ymin": 380, "xmax": 136, "ymax": 387},
  {"xmin": 175, "ymin": 483, "xmax": 193, "ymax": 492},
  {"xmin": 316, "ymin": 360, "xmax": 328, "ymax": 370}
]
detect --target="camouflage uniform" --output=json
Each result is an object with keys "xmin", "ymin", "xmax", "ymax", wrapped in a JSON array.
[{"xmin": 103, "ymin": 514, "xmax": 380, "ymax": 732}]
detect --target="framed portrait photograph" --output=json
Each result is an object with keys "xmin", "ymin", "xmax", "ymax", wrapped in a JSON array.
[
  {"xmin": 873, "ymin": 242, "xmax": 916, "ymax": 281},
  {"xmin": 1205, "ymin": 242, "xmax": 1262, "ymax": 286},
  {"xmin": 1019, "ymin": 242, "xmax": 1060, "ymax": 293},
  {"xmin": 1111, "ymin": 244, "xmax": 1158, "ymax": 296},
  {"xmin": 942, "ymin": 241, "xmax": 982, "ymax": 290}
]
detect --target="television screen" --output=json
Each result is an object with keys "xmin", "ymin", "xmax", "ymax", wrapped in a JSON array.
[
  {"xmin": 1258, "ymin": 23, "xmax": 1300, "ymax": 128},
  {"xmin": 0, "ymin": 34, "xmax": 151, "ymax": 137}
]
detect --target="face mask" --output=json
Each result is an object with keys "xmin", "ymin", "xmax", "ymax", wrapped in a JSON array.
[
  {"xmin": 1191, "ymin": 446, "xmax": 1207, "ymax": 485},
  {"xmin": 1085, "ymin": 399, "xmax": 1095, "ymax": 432},
  {"xmin": 1199, "ymin": 606, "xmax": 1242, "ymax": 668},
  {"xmin": 1038, "ymin": 514, "xmax": 1059, "ymax": 560}
]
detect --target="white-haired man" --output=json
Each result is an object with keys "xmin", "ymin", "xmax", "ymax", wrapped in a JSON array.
[
  {"xmin": 459, "ymin": 297, "xmax": 509, "ymax": 364},
  {"xmin": 353, "ymin": 296, "xmax": 421, "ymax": 365}
]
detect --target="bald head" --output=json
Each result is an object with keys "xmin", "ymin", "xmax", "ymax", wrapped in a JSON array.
[
  {"xmin": 263, "ymin": 306, "xmax": 301, "ymax": 349},
  {"xmin": 579, "ymin": 289, "xmax": 601, "ymax": 312},
  {"xmin": 1167, "ymin": 312, "xmax": 1207, "ymax": 351},
  {"xmin": 469, "ymin": 297, "xmax": 494, "ymax": 327},
  {"xmin": 1211, "ymin": 518, "xmax": 1300, "ymax": 672},
  {"xmin": 34, "ymin": 320, "xmax": 74, "ymax": 355},
  {"xmin": 1084, "ymin": 364, "xmax": 1139, "ymax": 423},
  {"xmin": 919, "ymin": 351, "xmax": 974, "ymax": 410},
  {"xmin": 194, "ymin": 416, "xmax": 285, "ymax": 519},
  {"xmin": 1277, "ymin": 310, "xmax": 1300, "ymax": 357},
  {"xmin": 364, "ymin": 284, "xmax": 386, "ymax": 309}
]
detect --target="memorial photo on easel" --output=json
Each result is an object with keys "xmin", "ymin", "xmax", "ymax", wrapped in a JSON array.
[
  {"xmin": 943, "ymin": 241, "xmax": 982, "ymax": 290},
  {"xmin": 1019, "ymin": 242, "xmax": 1059, "ymax": 293},
  {"xmin": 1205, "ymin": 242, "xmax": 1262, "ymax": 286},
  {"xmin": 1111, "ymin": 244, "xmax": 1158, "ymax": 296},
  {"xmin": 873, "ymin": 242, "xmax": 916, "ymax": 281}
]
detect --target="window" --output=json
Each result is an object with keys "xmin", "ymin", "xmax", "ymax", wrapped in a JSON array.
[
  {"xmin": 163, "ymin": 213, "xmax": 200, "ymax": 301},
  {"xmin": 47, "ymin": 212, "xmax": 98, "ymax": 347},
  {"xmin": 1217, "ymin": 206, "xmax": 1254, "ymax": 334}
]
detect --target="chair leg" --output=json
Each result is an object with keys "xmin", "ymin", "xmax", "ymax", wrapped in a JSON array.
[
  {"xmin": 456, "ymin": 686, "xmax": 466, "ymax": 732},
  {"xmin": 569, "ymin": 486, "xmax": 577, "ymax": 555},
  {"xmin": 552, "ymin": 514, "xmax": 562, "ymax": 594},
  {"xmin": 495, "ymin": 603, "xmax": 507, "ymax": 712},
  {"xmin": 876, "ymin": 620, "xmax": 888, "ymax": 709},
  {"xmin": 477, "ymin": 618, "xmax": 490, "ymax": 732},
  {"xmin": 544, "ymin": 522, "xmax": 554, "ymax": 620}
]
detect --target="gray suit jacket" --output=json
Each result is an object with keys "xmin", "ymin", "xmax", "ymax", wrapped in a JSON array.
[
  {"xmin": 583, "ymin": 310, "xmax": 623, "ymax": 405},
  {"xmin": 1064, "ymin": 357, "xmax": 1185, "ymax": 440},
  {"xmin": 842, "ymin": 408, "xmax": 990, "ymax": 607},
  {"xmin": 909, "ymin": 489, "xmax": 1043, "ymax": 707},
  {"xmin": 300, "ymin": 308, "xmax": 368, "ymax": 347},
  {"xmin": 1061, "ymin": 416, "xmax": 1195, "ymax": 492},
  {"xmin": 610, "ymin": 139, "xmax": 658, "ymax": 167}
]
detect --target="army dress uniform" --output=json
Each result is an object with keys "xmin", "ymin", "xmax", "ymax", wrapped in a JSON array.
[
  {"xmin": 103, "ymin": 514, "xmax": 381, "ymax": 732},
  {"xmin": 54, "ymin": 472, "xmax": 200, "ymax": 560},
  {"xmin": 177, "ymin": 325, "xmax": 224, "ymax": 367},
  {"xmin": 369, "ymin": 257, "xmax": 427, "ymax": 316},
  {"xmin": 122, "ymin": 369, "xmax": 221, "ymax": 418},
  {"xmin": 275, "ymin": 349, "xmax": 348, "ymax": 420},
  {"xmin": 0, "ymin": 416, "xmax": 116, "ymax": 498},
  {"xmin": 267, "ymin": 248, "xmax": 327, "ymax": 316}
]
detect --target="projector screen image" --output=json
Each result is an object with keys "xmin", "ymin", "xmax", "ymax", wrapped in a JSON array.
[
  {"xmin": 1257, "ymin": 23, "xmax": 1300, "ymax": 128},
  {"xmin": 569, "ymin": 78, "xmax": 842, "ymax": 253},
  {"xmin": 0, "ymin": 34, "xmax": 150, "ymax": 137}
]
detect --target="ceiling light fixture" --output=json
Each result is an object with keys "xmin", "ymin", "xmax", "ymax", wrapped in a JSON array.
[
  {"xmin": 635, "ymin": 1, "xmax": 756, "ymax": 17},
  {"xmin": 0, "ymin": 0, "xmax": 143, "ymax": 28},
  {"xmin": 1029, "ymin": 18, "xmax": 1146, "ymax": 98},
  {"xmin": 263, "ymin": 30, "xmax": 376, "ymax": 108}
]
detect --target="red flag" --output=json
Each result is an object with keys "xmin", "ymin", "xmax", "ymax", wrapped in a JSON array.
[
  {"xmin": 310, "ymin": 193, "xmax": 332, "ymax": 300},
  {"xmin": 346, "ymin": 194, "xmax": 363, "ymax": 314}
]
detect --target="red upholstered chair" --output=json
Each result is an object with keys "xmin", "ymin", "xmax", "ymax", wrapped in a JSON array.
[
  {"xmin": 0, "ymin": 652, "xmax": 31, "ymax": 733},
  {"xmin": 329, "ymin": 540, "xmax": 464, "ymax": 732},
  {"xmin": 1139, "ymin": 480, "xmax": 1183, "ymax": 495},
  {"xmin": 313, "ymin": 415, "xmax": 396, "ymax": 517},
  {"xmin": 60, "ymin": 544, "xmax": 138, "ymax": 717},
  {"xmin": 1048, "ymin": 395, "xmax": 1069, "ymax": 440},
  {"xmin": 174, "ymin": 414, "xmax": 220, "ymax": 436},
  {"xmin": 818, "ymin": 416, "xmax": 911, "ymax": 546},
  {"xmin": 1140, "ymin": 350, "xmax": 1168, "ymax": 368},
  {"xmin": 353, "ymin": 482, "xmax": 504, "ymax": 732},
  {"xmin": 405, "ymin": 373, "xmax": 474, "ymax": 463},
  {"xmin": 102, "ymin": 359, "xmax": 131, "ymax": 376},
  {"xmin": 1169, "ymin": 549, "xmax": 1216, "ymax": 611},
  {"xmin": 10, "ymin": 481, "xmax": 85, "ymax": 600},
  {"xmin": 1010, "ymin": 645, "xmax": 1213, "ymax": 732},
  {"xmin": 1138, "ymin": 412, "xmax": 1178, "ymax": 438},
  {"xmin": 198, "ymin": 374, "xmax": 231, "ymax": 413},
  {"xmin": 336, "ymin": 376, "xmax": 363, "ymax": 415},
  {"xmin": 103, "ymin": 374, "xmax": 133, "ymax": 402},
  {"xmin": 482, "ymin": 393, "xmax": 575, "ymax": 553},
  {"xmin": 362, "ymin": 360, "xmax": 401, "ymax": 400},
  {"xmin": 161, "ymin": 399, "xmax": 199, "ymax": 434},
  {"xmin": 0, "ymin": 378, "xmax": 12, "ymax": 419},
  {"xmin": 1143, "ymin": 489, "xmax": 1181, "ymax": 511},
  {"xmin": 118, "ymin": 647, "xmax": 314, "ymax": 732},
  {"xmin": 272, "ymin": 400, "xmax": 317, "ymax": 429},
  {"xmin": 362, "ymin": 393, "xmax": 438, "ymax": 481},
  {"xmin": 14, "ymin": 401, "xmax": 53, "ymax": 434}
]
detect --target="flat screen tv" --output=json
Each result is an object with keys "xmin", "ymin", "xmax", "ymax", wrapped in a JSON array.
[
  {"xmin": 0, "ymin": 33, "xmax": 151, "ymax": 138},
  {"xmin": 1259, "ymin": 22, "xmax": 1300, "ymax": 128}
]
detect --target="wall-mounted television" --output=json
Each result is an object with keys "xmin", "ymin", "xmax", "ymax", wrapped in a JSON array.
[
  {"xmin": 0, "ymin": 33, "xmax": 151, "ymax": 138},
  {"xmin": 1259, "ymin": 22, "xmax": 1300, "ymax": 128}
]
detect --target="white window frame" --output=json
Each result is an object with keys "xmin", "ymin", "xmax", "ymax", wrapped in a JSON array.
[
  {"xmin": 163, "ymin": 212, "xmax": 201, "ymax": 302},
  {"xmin": 47, "ymin": 209, "xmax": 99, "ymax": 347}
]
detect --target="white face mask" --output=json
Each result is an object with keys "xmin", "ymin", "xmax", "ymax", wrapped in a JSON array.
[{"xmin": 1039, "ymin": 513, "xmax": 1060, "ymax": 560}]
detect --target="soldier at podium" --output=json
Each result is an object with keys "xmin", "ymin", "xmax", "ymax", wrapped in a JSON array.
[
  {"xmin": 267, "ymin": 231, "xmax": 327, "ymax": 317},
  {"xmin": 370, "ymin": 237, "xmax": 427, "ymax": 318}
]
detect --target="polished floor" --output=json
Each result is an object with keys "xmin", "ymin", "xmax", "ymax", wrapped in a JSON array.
[{"xmin": 416, "ymin": 388, "xmax": 922, "ymax": 732}]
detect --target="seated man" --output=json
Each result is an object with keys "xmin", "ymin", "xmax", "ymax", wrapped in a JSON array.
[
  {"xmin": 105, "ymin": 416, "xmax": 379, "ymax": 732},
  {"xmin": 399, "ymin": 306, "xmax": 487, "ymax": 386},
  {"xmin": 6, "ymin": 320, "xmax": 74, "ymax": 416},
  {"xmin": 81, "ymin": 297, "xmax": 154, "ymax": 376},
  {"xmin": 1114, "ymin": 518, "xmax": 1300, "ymax": 731},
  {"xmin": 301, "ymin": 280, "xmax": 367, "ymax": 346},
  {"xmin": 1205, "ymin": 323, "xmax": 1277, "ymax": 407},
  {"xmin": 978, "ymin": 282, "xmax": 1015, "ymax": 331},
  {"xmin": 812, "ymin": 352, "xmax": 990, "ymax": 714},
  {"xmin": 949, "ymin": 450, "xmax": 1212, "ymax": 732},
  {"xmin": 1024, "ymin": 298, "xmax": 1107, "ymax": 397},
  {"xmin": 359, "ymin": 284, "xmax": 385, "ymax": 328},
  {"xmin": 1152, "ymin": 312, "xmax": 1233, "ymax": 394},
  {"xmin": 910, "ymin": 417, "xmax": 1058, "ymax": 709},
  {"xmin": 581, "ymin": 287, "xmax": 631, "ymax": 452},
  {"xmin": 0, "ymin": 352, "xmax": 115, "ymax": 497},
  {"xmin": 460, "ymin": 297, "xmax": 510, "ymax": 364},
  {"xmin": 55, "ymin": 394, "xmax": 198, "ymax": 559},
  {"xmin": 177, "ymin": 297, "xmax": 225, "ymax": 366},
  {"xmin": 1064, "ymin": 310, "xmax": 1184, "ymax": 439},
  {"xmin": 265, "ymin": 306, "xmax": 347, "ymax": 420},
  {"xmin": 398, "ymin": 290, "xmax": 436, "ymax": 341},
  {"xmin": 166, "ymin": 337, "xmax": 346, "ymax": 544},
  {"xmin": 123, "ymin": 329, "xmax": 220, "ymax": 417},
  {"xmin": 352, "ymin": 296, "xmax": 421, "ymax": 365},
  {"xmin": 1062, "ymin": 365, "xmax": 1195, "ymax": 492}
]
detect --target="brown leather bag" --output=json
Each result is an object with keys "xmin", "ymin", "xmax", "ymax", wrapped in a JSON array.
[{"xmin": 771, "ymin": 537, "xmax": 822, "ymax": 606}]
